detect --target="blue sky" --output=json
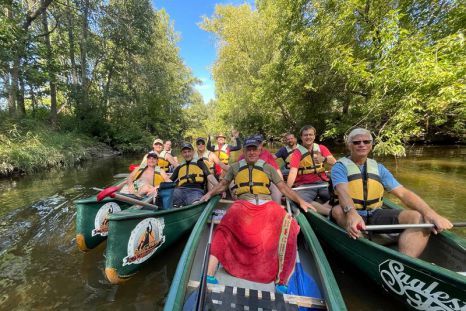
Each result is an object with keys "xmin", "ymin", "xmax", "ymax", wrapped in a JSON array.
[{"xmin": 151, "ymin": 0, "xmax": 253, "ymax": 103}]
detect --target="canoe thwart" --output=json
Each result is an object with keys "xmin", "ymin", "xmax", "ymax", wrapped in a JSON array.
[{"xmin": 188, "ymin": 280, "xmax": 326, "ymax": 309}]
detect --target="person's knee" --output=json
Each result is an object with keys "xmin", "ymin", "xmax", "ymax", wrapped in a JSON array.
[
  {"xmin": 331, "ymin": 205, "xmax": 346, "ymax": 225},
  {"xmin": 399, "ymin": 210, "xmax": 423, "ymax": 224}
]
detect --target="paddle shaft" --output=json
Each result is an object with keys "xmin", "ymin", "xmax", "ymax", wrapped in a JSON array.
[
  {"xmin": 292, "ymin": 183, "xmax": 328, "ymax": 191},
  {"xmin": 195, "ymin": 212, "xmax": 216, "ymax": 311},
  {"xmin": 359, "ymin": 222, "xmax": 466, "ymax": 231},
  {"xmin": 93, "ymin": 187, "xmax": 158, "ymax": 209}
]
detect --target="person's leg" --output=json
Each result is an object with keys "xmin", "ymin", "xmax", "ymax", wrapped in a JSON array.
[
  {"xmin": 296, "ymin": 188, "xmax": 318, "ymax": 203},
  {"xmin": 329, "ymin": 205, "xmax": 346, "ymax": 227},
  {"xmin": 185, "ymin": 188, "xmax": 204, "ymax": 205},
  {"xmin": 172, "ymin": 188, "xmax": 184, "ymax": 207},
  {"xmin": 397, "ymin": 210, "xmax": 430, "ymax": 257},
  {"xmin": 317, "ymin": 184, "xmax": 330, "ymax": 202}
]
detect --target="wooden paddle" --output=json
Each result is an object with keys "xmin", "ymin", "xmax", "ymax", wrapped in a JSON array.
[
  {"xmin": 93, "ymin": 187, "xmax": 158, "ymax": 209},
  {"xmin": 357, "ymin": 222, "xmax": 466, "ymax": 231},
  {"xmin": 285, "ymin": 199, "xmax": 323, "ymax": 300}
]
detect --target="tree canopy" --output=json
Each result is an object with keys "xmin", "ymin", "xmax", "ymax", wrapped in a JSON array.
[{"xmin": 200, "ymin": 0, "xmax": 465, "ymax": 155}]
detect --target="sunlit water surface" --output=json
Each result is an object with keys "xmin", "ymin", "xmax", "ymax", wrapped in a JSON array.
[{"xmin": 0, "ymin": 146, "xmax": 464, "ymax": 310}]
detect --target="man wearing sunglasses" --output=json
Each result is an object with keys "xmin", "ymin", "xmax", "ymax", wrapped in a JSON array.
[{"xmin": 330, "ymin": 128, "xmax": 452, "ymax": 258}]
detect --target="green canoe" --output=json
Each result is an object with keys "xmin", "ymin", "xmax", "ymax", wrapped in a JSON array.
[
  {"xmin": 305, "ymin": 199, "xmax": 466, "ymax": 310},
  {"xmin": 164, "ymin": 199, "xmax": 347, "ymax": 311},
  {"xmin": 104, "ymin": 196, "xmax": 220, "ymax": 284},
  {"xmin": 75, "ymin": 181, "xmax": 133, "ymax": 251}
]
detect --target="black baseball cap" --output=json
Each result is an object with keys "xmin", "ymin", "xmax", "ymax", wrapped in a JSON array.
[
  {"xmin": 147, "ymin": 151, "xmax": 158, "ymax": 158},
  {"xmin": 181, "ymin": 143, "xmax": 194, "ymax": 150},
  {"xmin": 243, "ymin": 137, "xmax": 260, "ymax": 148},
  {"xmin": 196, "ymin": 137, "xmax": 206, "ymax": 144}
]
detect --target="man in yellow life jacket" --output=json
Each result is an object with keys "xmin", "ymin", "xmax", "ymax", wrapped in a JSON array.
[
  {"xmin": 286, "ymin": 125, "xmax": 336, "ymax": 215},
  {"xmin": 207, "ymin": 130, "xmax": 242, "ymax": 177},
  {"xmin": 274, "ymin": 133, "xmax": 299, "ymax": 177},
  {"xmin": 146, "ymin": 138, "xmax": 178, "ymax": 172},
  {"xmin": 199, "ymin": 136, "xmax": 316, "ymax": 290},
  {"xmin": 330, "ymin": 128, "xmax": 453, "ymax": 258},
  {"xmin": 169, "ymin": 143, "xmax": 218, "ymax": 207},
  {"xmin": 194, "ymin": 137, "xmax": 229, "ymax": 190},
  {"xmin": 125, "ymin": 151, "xmax": 170, "ymax": 197}
]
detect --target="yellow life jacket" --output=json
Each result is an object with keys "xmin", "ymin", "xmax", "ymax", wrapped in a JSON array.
[
  {"xmin": 233, "ymin": 159, "xmax": 271, "ymax": 196},
  {"xmin": 297, "ymin": 144, "xmax": 325, "ymax": 175},
  {"xmin": 134, "ymin": 166, "xmax": 164, "ymax": 187},
  {"xmin": 194, "ymin": 150, "xmax": 215, "ymax": 175},
  {"xmin": 157, "ymin": 150, "xmax": 170, "ymax": 172},
  {"xmin": 177, "ymin": 160, "xmax": 206, "ymax": 187},
  {"xmin": 338, "ymin": 157, "xmax": 384, "ymax": 210},
  {"xmin": 214, "ymin": 144, "xmax": 229, "ymax": 165},
  {"xmin": 284, "ymin": 145, "xmax": 298, "ymax": 169}
]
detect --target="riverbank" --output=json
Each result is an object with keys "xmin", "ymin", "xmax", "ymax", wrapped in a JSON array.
[{"xmin": 0, "ymin": 118, "xmax": 119, "ymax": 177}]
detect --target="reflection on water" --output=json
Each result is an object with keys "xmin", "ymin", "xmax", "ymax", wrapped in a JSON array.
[{"xmin": 0, "ymin": 146, "xmax": 464, "ymax": 310}]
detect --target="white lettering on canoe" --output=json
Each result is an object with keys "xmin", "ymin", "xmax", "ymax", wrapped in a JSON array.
[{"xmin": 379, "ymin": 259, "xmax": 465, "ymax": 310}]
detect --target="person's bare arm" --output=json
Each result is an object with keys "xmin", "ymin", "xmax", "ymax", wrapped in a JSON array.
[
  {"xmin": 391, "ymin": 186, "xmax": 452, "ymax": 233},
  {"xmin": 287, "ymin": 167, "xmax": 298, "ymax": 187},
  {"xmin": 276, "ymin": 181, "xmax": 316, "ymax": 212},
  {"xmin": 166, "ymin": 154, "xmax": 178, "ymax": 167},
  {"xmin": 199, "ymin": 178, "xmax": 230, "ymax": 202},
  {"xmin": 207, "ymin": 174, "xmax": 219, "ymax": 186},
  {"xmin": 160, "ymin": 170, "xmax": 171, "ymax": 182},
  {"xmin": 126, "ymin": 169, "xmax": 139, "ymax": 194},
  {"xmin": 210, "ymin": 152, "xmax": 229, "ymax": 171},
  {"xmin": 335, "ymin": 183, "xmax": 365, "ymax": 239}
]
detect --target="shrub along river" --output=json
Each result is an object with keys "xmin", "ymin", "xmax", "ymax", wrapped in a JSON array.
[{"xmin": 0, "ymin": 145, "xmax": 464, "ymax": 310}]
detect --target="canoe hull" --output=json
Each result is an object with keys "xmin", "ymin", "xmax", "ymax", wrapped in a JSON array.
[
  {"xmin": 164, "ymin": 199, "xmax": 346, "ymax": 311},
  {"xmin": 104, "ymin": 199, "xmax": 216, "ymax": 284},
  {"xmin": 305, "ymin": 201, "xmax": 466, "ymax": 310},
  {"xmin": 75, "ymin": 196, "xmax": 132, "ymax": 251}
]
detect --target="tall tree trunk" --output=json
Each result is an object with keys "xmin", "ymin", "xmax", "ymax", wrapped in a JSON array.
[
  {"xmin": 6, "ymin": 3, "xmax": 16, "ymax": 116},
  {"xmin": 66, "ymin": 0, "xmax": 79, "ymax": 105},
  {"xmin": 18, "ymin": 74, "xmax": 26, "ymax": 115},
  {"xmin": 79, "ymin": 0, "xmax": 90, "ymax": 110},
  {"xmin": 41, "ymin": 3, "xmax": 57, "ymax": 125}
]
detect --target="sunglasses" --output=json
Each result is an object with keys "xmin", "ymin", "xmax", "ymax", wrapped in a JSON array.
[
  {"xmin": 352, "ymin": 140, "xmax": 372, "ymax": 145},
  {"xmin": 196, "ymin": 141, "xmax": 205, "ymax": 145}
]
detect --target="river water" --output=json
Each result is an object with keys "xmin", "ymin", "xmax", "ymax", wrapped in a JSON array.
[{"xmin": 0, "ymin": 146, "xmax": 464, "ymax": 310}]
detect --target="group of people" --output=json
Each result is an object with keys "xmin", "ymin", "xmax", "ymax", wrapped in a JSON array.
[{"xmin": 123, "ymin": 126, "xmax": 453, "ymax": 292}]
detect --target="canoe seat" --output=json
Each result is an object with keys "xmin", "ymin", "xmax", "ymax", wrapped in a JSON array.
[{"xmin": 188, "ymin": 280, "xmax": 326, "ymax": 310}]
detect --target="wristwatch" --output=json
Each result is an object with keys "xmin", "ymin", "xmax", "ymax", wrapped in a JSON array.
[{"xmin": 343, "ymin": 206, "xmax": 354, "ymax": 214}]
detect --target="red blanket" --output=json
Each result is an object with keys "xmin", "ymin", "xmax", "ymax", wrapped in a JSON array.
[{"xmin": 211, "ymin": 200, "xmax": 299, "ymax": 284}]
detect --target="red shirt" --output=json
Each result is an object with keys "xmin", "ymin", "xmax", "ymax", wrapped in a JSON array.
[
  {"xmin": 289, "ymin": 144, "xmax": 331, "ymax": 185},
  {"xmin": 238, "ymin": 148, "xmax": 279, "ymax": 169}
]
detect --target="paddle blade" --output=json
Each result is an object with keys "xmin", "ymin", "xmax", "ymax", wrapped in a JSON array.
[
  {"xmin": 96, "ymin": 186, "xmax": 119, "ymax": 201},
  {"xmin": 128, "ymin": 164, "xmax": 139, "ymax": 172},
  {"xmin": 287, "ymin": 263, "xmax": 322, "ymax": 310}
]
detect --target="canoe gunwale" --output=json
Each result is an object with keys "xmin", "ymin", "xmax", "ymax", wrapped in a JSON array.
[
  {"xmin": 163, "ymin": 195, "xmax": 221, "ymax": 311},
  {"xmin": 164, "ymin": 198, "xmax": 347, "ymax": 311}
]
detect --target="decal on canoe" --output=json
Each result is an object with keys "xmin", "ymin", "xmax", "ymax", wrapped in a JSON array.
[
  {"xmin": 123, "ymin": 217, "xmax": 165, "ymax": 266},
  {"xmin": 92, "ymin": 202, "xmax": 121, "ymax": 237},
  {"xmin": 379, "ymin": 259, "xmax": 466, "ymax": 310}
]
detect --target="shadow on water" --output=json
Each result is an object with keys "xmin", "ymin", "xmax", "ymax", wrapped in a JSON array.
[{"xmin": 0, "ymin": 146, "xmax": 465, "ymax": 310}]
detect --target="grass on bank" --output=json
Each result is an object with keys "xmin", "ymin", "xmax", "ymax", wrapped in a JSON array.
[{"xmin": 0, "ymin": 118, "xmax": 105, "ymax": 176}]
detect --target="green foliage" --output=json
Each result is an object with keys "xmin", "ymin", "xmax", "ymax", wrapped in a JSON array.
[
  {"xmin": 0, "ymin": 116, "xmax": 100, "ymax": 175},
  {"xmin": 201, "ymin": 0, "xmax": 465, "ymax": 155}
]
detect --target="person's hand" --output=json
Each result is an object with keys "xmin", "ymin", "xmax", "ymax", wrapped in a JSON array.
[
  {"xmin": 346, "ymin": 211, "xmax": 365, "ymax": 239},
  {"xmin": 424, "ymin": 211, "xmax": 453, "ymax": 234},
  {"xmin": 313, "ymin": 151, "xmax": 325, "ymax": 164},
  {"xmin": 221, "ymin": 191, "xmax": 227, "ymax": 199},
  {"xmin": 299, "ymin": 200, "xmax": 316, "ymax": 213},
  {"xmin": 231, "ymin": 129, "xmax": 239, "ymax": 138},
  {"xmin": 200, "ymin": 193, "xmax": 212, "ymax": 202}
]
